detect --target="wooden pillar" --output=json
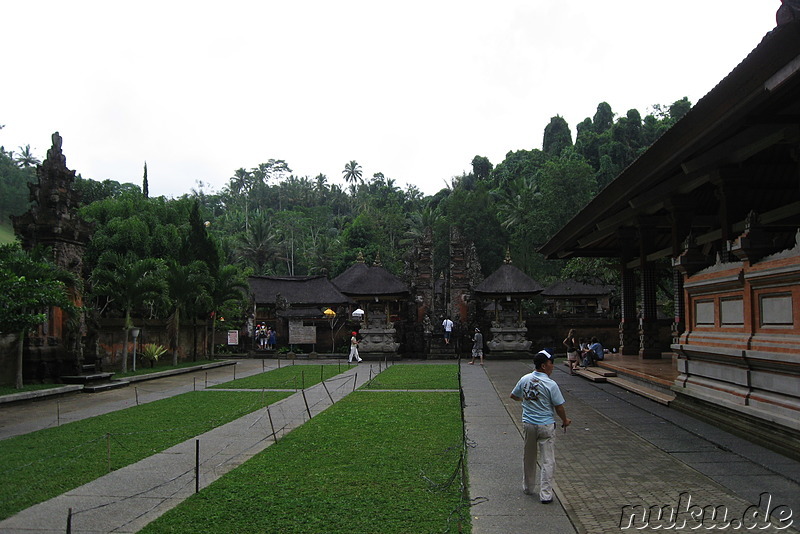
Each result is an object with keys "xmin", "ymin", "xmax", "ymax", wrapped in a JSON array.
[
  {"xmin": 618, "ymin": 227, "xmax": 638, "ymax": 355},
  {"xmin": 638, "ymin": 221, "xmax": 662, "ymax": 358}
]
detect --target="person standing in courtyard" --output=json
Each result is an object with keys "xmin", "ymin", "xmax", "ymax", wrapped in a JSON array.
[
  {"xmin": 563, "ymin": 328, "xmax": 579, "ymax": 375},
  {"xmin": 442, "ymin": 317, "xmax": 454, "ymax": 344},
  {"xmin": 509, "ymin": 349, "xmax": 571, "ymax": 504},
  {"xmin": 348, "ymin": 331, "xmax": 362, "ymax": 363},
  {"xmin": 469, "ymin": 327, "xmax": 484, "ymax": 365}
]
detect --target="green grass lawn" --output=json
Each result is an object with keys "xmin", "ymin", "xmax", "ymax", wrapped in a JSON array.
[
  {"xmin": 140, "ymin": 391, "xmax": 468, "ymax": 533},
  {"xmin": 0, "ymin": 390, "xmax": 291, "ymax": 520},
  {"xmin": 363, "ymin": 363, "xmax": 460, "ymax": 389},
  {"xmin": 210, "ymin": 363, "xmax": 356, "ymax": 390}
]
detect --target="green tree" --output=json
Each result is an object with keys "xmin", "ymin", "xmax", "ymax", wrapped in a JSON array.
[
  {"xmin": 162, "ymin": 260, "xmax": 211, "ymax": 363},
  {"xmin": 592, "ymin": 102, "xmax": 614, "ymax": 133},
  {"xmin": 0, "ymin": 148, "xmax": 34, "ymax": 223},
  {"xmin": 542, "ymin": 116, "xmax": 573, "ymax": 157},
  {"xmin": 14, "ymin": 145, "xmax": 40, "ymax": 168},
  {"xmin": 89, "ymin": 251, "xmax": 165, "ymax": 372},
  {"xmin": 142, "ymin": 162, "xmax": 149, "ymax": 198},
  {"xmin": 182, "ymin": 200, "xmax": 220, "ymax": 277},
  {"xmin": 342, "ymin": 160, "xmax": 362, "ymax": 185},
  {"xmin": 207, "ymin": 264, "xmax": 249, "ymax": 357},
  {"xmin": 471, "ymin": 156, "xmax": 493, "ymax": 182},
  {"xmin": 533, "ymin": 149, "xmax": 596, "ymax": 244},
  {"xmin": 0, "ymin": 244, "xmax": 76, "ymax": 388}
]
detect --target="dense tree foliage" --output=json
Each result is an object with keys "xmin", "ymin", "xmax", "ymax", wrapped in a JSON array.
[
  {"xmin": 1, "ymin": 97, "xmax": 691, "ymax": 354},
  {"xmin": 0, "ymin": 147, "xmax": 34, "ymax": 224},
  {"xmin": 0, "ymin": 244, "xmax": 77, "ymax": 387}
]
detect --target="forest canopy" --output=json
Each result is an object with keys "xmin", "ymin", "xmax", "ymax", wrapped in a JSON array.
[{"xmin": 1, "ymin": 99, "xmax": 691, "ymax": 322}]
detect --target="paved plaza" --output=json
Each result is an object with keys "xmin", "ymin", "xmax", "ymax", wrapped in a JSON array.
[{"xmin": 0, "ymin": 358, "xmax": 798, "ymax": 533}]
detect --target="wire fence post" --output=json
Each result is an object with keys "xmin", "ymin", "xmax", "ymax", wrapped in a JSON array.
[
  {"xmin": 267, "ymin": 406, "xmax": 277, "ymax": 443},
  {"xmin": 106, "ymin": 433, "xmax": 111, "ymax": 473},
  {"xmin": 135, "ymin": 387, "xmax": 139, "ymax": 406},
  {"xmin": 301, "ymin": 388, "xmax": 312, "ymax": 420},
  {"xmin": 353, "ymin": 373, "xmax": 358, "ymax": 392},
  {"xmin": 57, "ymin": 400, "xmax": 61, "ymax": 427},
  {"xmin": 322, "ymin": 380, "xmax": 334, "ymax": 405},
  {"xmin": 66, "ymin": 507, "xmax": 72, "ymax": 534},
  {"xmin": 195, "ymin": 439, "xmax": 200, "ymax": 493}
]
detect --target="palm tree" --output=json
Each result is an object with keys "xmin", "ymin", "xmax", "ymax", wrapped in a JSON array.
[
  {"xmin": 163, "ymin": 260, "xmax": 211, "ymax": 364},
  {"xmin": 342, "ymin": 160, "xmax": 362, "ymax": 185},
  {"xmin": 14, "ymin": 145, "xmax": 41, "ymax": 168},
  {"xmin": 90, "ymin": 252, "xmax": 166, "ymax": 373},
  {"xmin": 235, "ymin": 211, "xmax": 279, "ymax": 274},
  {"xmin": 229, "ymin": 168, "xmax": 253, "ymax": 230},
  {"xmin": 207, "ymin": 264, "xmax": 249, "ymax": 357}
]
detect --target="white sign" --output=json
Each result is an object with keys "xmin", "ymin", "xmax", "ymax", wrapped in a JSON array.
[{"xmin": 227, "ymin": 330, "xmax": 239, "ymax": 345}]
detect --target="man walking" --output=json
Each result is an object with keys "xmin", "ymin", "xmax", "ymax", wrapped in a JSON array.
[
  {"xmin": 348, "ymin": 331, "xmax": 362, "ymax": 363},
  {"xmin": 442, "ymin": 317, "xmax": 454, "ymax": 344},
  {"xmin": 509, "ymin": 350, "xmax": 571, "ymax": 503}
]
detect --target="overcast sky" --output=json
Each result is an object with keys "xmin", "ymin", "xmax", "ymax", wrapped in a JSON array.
[{"xmin": 0, "ymin": 1, "xmax": 780, "ymax": 198}]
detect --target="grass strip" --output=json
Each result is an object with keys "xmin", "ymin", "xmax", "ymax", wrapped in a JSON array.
[
  {"xmin": 141, "ymin": 391, "xmax": 468, "ymax": 533},
  {"xmin": 210, "ymin": 363, "xmax": 355, "ymax": 390},
  {"xmin": 362, "ymin": 363, "xmax": 459, "ymax": 390},
  {"xmin": 0, "ymin": 390, "xmax": 291, "ymax": 520}
]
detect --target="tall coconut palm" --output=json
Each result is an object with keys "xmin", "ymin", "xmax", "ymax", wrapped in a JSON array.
[
  {"xmin": 14, "ymin": 145, "xmax": 41, "ymax": 168},
  {"xmin": 90, "ymin": 252, "xmax": 165, "ymax": 373},
  {"xmin": 342, "ymin": 160, "xmax": 362, "ymax": 185},
  {"xmin": 235, "ymin": 211, "xmax": 279, "ymax": 274}
]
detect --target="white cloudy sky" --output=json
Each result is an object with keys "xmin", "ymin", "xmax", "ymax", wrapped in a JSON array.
[{"xmin": 0, "ymin": 1, "xmax": 779, "ymax": 198}]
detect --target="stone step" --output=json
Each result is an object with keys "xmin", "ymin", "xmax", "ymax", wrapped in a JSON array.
[
  {"xmin": 575, "ymin": 369, "xmax": 607, "ymax": 382},
  {"xmin": 582, "ymin": 366, "xmax": 616, "ymax": 378},
  {"xmin": 60, "ymin": 372, "xmax": 114, "ymax": 384},
  {"xmin": 606, "ymin": 376, "xmax": 675, "ymax": 405},
  {"xmin": 82, "ymin": 381, "xmax": 130, "ymax": 393}
]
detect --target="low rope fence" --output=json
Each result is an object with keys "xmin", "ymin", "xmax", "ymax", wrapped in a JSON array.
[{"xmin": 3, "ymin": 361, "xmax": 479, "ymax": 533}]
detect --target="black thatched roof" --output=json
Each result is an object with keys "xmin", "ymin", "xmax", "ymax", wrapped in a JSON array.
[
  {"xmin": 278, "ymin": 307, "xmax": 328, "ymax": 319},
  {"xmin": 542, "ymin": 279, "xmax": 614, "ymax": 297},
  {"xmin": 249, "ymin": 276, "xmax": 353, "ymax": 306},
  {"xmin": 332, "ymin": 262, "xmax": 409, "ymax": 296},
  {"xmin": 473, "ymin": 263, "xmax": 543, "ymax": 296}
]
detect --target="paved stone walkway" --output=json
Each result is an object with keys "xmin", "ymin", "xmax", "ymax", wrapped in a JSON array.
[{"xmin": 482, "ymin": 360, "xmax": 800, "ymax": 533}]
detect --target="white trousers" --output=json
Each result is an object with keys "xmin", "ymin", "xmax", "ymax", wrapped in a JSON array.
[
  {"xmin": 348, "ymin": 346, "xmax": 360, "ymax": 362},
  {"xmin": 522, "ymin": 422, "xmax": 556, "ymax": 501}
]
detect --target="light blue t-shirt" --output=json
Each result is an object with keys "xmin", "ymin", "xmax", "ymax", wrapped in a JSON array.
[{"xmin": 511, "ymin": 371, "xmax": 565, "ymax": 425}]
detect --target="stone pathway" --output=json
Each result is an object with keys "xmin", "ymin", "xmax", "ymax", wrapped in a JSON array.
[{"xmin": 483, "ymin": 361, "xmax": 799, "ymax": 533}]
